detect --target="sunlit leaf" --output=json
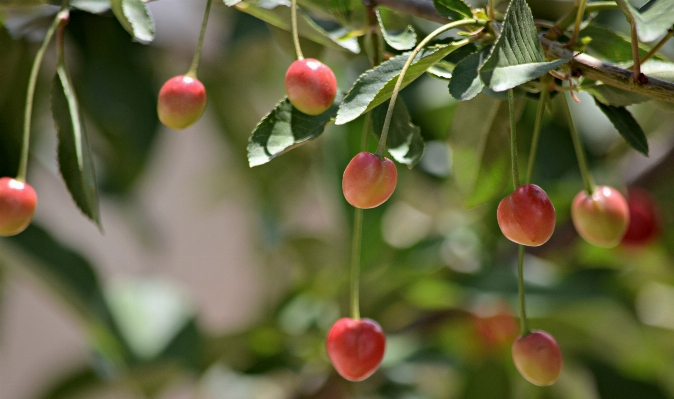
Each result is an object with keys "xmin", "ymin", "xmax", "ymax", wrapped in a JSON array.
[
  {"xmin": 377, "ymin": 9, "xmax": 416, "ymax": 51},
  {"xmin": 248, "ymin": 95, "xmax": 341, "ymax": 167},
  {"xmin": 110, "ymin": 0, "xmax": 154, "ymax": 44},
  {"xmin": 616, "ymin": 0, "xmax": 674, "ymax": 43},
  {"xmin": 479, "ymin": 0, "xmax": 570, "ymax": 92}
]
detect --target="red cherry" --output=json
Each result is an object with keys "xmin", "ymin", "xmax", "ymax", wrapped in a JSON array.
[
  {"xmin": 285, "ymin": 58, "xmax": 337, "ymax": 115},
  {"xmin": 473, "ymin": 304, "xmax": 519, "ymax": 351},
  {"xmin": 342, "ymin": 152, "xmax": 397, "ymax": 209},
  {"xmin": 326, "ymin": 318, "xmax": 386, "ymax": 381},
  {"xmin": 497, "ymin": 184, "xmax": 556, "ymax": 246},
  {"xmin": 157, "ymin": 75, "xmax": 207, "ymax": 130},
  {"xmin": 0, "ymin": 177, "xmax": 37, "ymax": 236},
  {"xmin": 511, "ymin": 330, "xmax": 563, "ymax": 386},
  {"xmin": 571, "ymin": 185, "xmax": 629, "ymax": 248},
  {"xmin": 621, "ymin": 187, "xmax": 660, "ymax": 246}
]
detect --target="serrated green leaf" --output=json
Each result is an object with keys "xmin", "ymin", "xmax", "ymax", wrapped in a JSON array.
[
  {"xmin": 371, "ymin": 98, "xmax": 424, "ymax": 168},
  {"xmin": 336, "ymin": 41, "xmax": 470, "ymax": 125},
  {"xmin": 248, "ymin": 95, "xmax": 341, "ymax": 167},
  {"xmin": 377, "ymin": 9, "xmax": 416, "ymax": 51},
  {"xmin": 234, "ymin": 1, "xmax": 359, "ymax": 53},
  {"xmin": 449, "ymin": 46, "xmax": 490, "ymax": 101},
  {"xmin": 110, "ymin": 0, "xmax": 154, "ymax": 44},
  {"xmin": 449, "ymin": 94, "xmax": 524, "ymax": 207},
  {"xmin": 52, "ymin": 63, "xmax": 101, "ymax": 228},
  {"xmin": 616, "ymin": 0, "xmax": 674, "ymax": 43},
  {"xmin": 479, "ymin": 0, "xmax": 570, "ymax": 92},
  {"xmin": 582, "ymin": 82, "xmax": 651, "ymax": 107},
  {"xmin": 581, "ymin": 23, "xmax": 664, "ymax": 63},
  {"xmin": 594, "ymin": 100, "xmax": 648, "ymax": 156},
  {"xmin": 433, "ymin": 0, "xmax": 472, "ymax": 20}
]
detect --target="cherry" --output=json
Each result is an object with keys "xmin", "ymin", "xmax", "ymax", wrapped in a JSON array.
[
  {"xmin": 497, "ymin": 184, "xmax": 556, "ymax": 246},
  {"xmin": 621, "ymin": 187, "xmax": 660, "ymax": 246},
  {"xmin": 326, "ymin": 317, "xmax": 386, "ymax": 381},
  {"xmin": 285, "ymin": 58, "xmax": 337, "ymax": 116},
  {"xmin": 0, "ymin": 177, "xmax": 37, "ymax": 236},
  {"xmin": 571, "ymin": 185, "xmax": 629, "ymax": 248},
  {"xmin": 342, "ymin": 152, "xmax": 397, "ymax": 209},
  {"xmin": 473, "ymin": 305, "xmax": 519, "ymax": 351},
  {"xmin": 511, "ymin": 330, "xmax": 563, "ymax": 386},
  {"xmin": 157, "ymin": 75, "xmax": 207, "ymax": 130}
]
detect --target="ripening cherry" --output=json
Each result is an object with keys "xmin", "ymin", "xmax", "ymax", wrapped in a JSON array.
[
  {"xmin": 571, "ymin": 186, "xmax": 629, "ymax": 248},
  {"xmin": 0, "ymin": 177, "xmax": 37, "ymax": 236},
  {"xmin": 512, "ymin": 330, "xmax": 563, "ymax": 386},
  {"xmin": 497, "ymin": 184, "xmax": 556, "ymax": 246},
  {"xmin": 342, "ymin": 152, "xmax": 397, "ymax": 209},
  {"xmin": 621, "ymin": 187, "xmax": 660, "ymax": 246},
  {"xmin": 473, "ymin": 304, "xmax": 519, "ymax": 351},
  {"xmin": 157, "ymin": 75, "xmax": 207, "ymax": 130},
  {"xmin": 285, "ymin": 58, "xmax": 337, "ymax": 115},
  {"xmin": 326, "ymin": 317, "xmax": 386, "ymax": 381}
]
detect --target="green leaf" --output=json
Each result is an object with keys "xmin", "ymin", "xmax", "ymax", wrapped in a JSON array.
[
  {"xmin": 371, "ymin": 98, "xmax": 425, "ymax": 168},
  {"xmin": 641, "ymin": 60, "xmax": 674, "ymax": 82},
  {"xmin": 449, "ymin": 46, "xmax": 490, "ymax": 101},
  {"xmin": 248, "ymin": 95, "xmax": 341, "ymax": 167},
  {"xmin": 223, "ymin": 0, "xmax": 242, "ymax": 6},
  {"xmin": 327, "ymin": 0, "xmax": 355, "ymax": 24},
  {"xmin": 52, "ymin": 62, "xmax": 102, "ymax": 228},
  {"xmin": 582, "ymin": 82, "xmax": 651, "ymax": 107},
  {"xmin": 479, "ymin": 0, "xmax": 570, "ymax": 92},
  {"xmin": 594, "ymin": 100, "xmax": 648, "ymax": 156},
  {"xmin": 69, "ymin": 0, "xmax": 110, "ymax": 13},
  {"xmin": 110, "ymin": 0, "xmax": 154, "ymax": 44},
  {"xmin": 377, "ymin": 9, "xmax": 416, "ymax": 51},
  {"xmin": 581, "ymin": 23, "xmax": 664, "ymax": 63},
  {"xmin": 336, "ymin": 41, "xmax": 470, "ymax": 125},
  {"xmin": 616, "ymin": 0, "xmax": 674, "ymax": 43},
  {"xmin": 234, "ymin": 1, "xmax": 359, "ymax": 53},
  {"xmin": 449, "ymin": 94, "xmax": 524, "ymax": 207},
  {"xmin": 433, "ymin": 0, "xmax": 472, "ymax": 20}
]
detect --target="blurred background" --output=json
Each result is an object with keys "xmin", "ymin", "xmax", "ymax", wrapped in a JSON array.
[{"xmin": 2, "ymin": 0, "xmax": 674, "ymax": 398}]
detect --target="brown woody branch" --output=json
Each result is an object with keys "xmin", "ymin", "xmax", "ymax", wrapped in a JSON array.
[{"xmin": 375, "ymin": 0, "xmax": 674, "ymax": 104}]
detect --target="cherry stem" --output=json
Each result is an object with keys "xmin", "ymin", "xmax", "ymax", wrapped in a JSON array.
[
  {"xmin": 525, "ymin": 82, "xmax": 549, "ymax": 184},
  {"xmin": 374, "ymin": 19, "xmax": 483, "ymax": 159},
  {"xmin": 561, "ymin": 93, "xmax": 595, "ymax": 195},
  {"xmin": 517, "ymin": 245, "xmax": 530, "ymax": 335},
  {"xmin": 291, "ymin": 0, "xmax": 304, "ymax": 60},
  {"xmin": 508, "ymin": 89, "xmax": 520, "ymax": 189},
  {"xmin": 566, "ymin": 0, "xmax": 587, "ymax": 47},
  {"xmin": 350, "ymin": 207, "xmax": 363, "ymax": 320},
  {"xmin": 630, "ymin": 29, "xmax": 673, "ymax": 69},
  {"xmin": 17, "ymin": 6, "xmax": 69, "ymax": 183},
  {"xmin": 187, "ymin": 0, "xmax": 214, "ymax": 78}
]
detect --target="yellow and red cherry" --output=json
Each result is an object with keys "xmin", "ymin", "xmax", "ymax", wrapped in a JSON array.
[
  {"xmin": 497, "ymin": 184, "xmax": 556, "ymax": 246},
  {"xmin": 621, "ymin": 187, "xmax": 660, "ymax": 246},
  {"xmin": 285, "ymin": 58, "xmax": 337, "ymax": 115},
  {"xmin": 157, "ymin": 75, "xmax": 207, "ymax": 130},
  {"xmin": 571, "ymin": 185, "xmax": 629, "ymax": 248},
  {"xmin": 342, "ymin": 152, "xmax": 397, "ymax": 209},
  {"xmin": 326, "ymin": 317, "xmax": 386, "ymax": 381},
  {"xmin": 0, "ymin": 177, "xmax": 37, "ymax": 236},
  {"xmin": 512, "ymin": 330, "xmax": 563, "ymax": 386}
]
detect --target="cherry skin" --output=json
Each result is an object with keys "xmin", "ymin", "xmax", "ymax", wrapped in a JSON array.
[
  {"xmin": 511, "ymin": 330, "xmax": 563, "ymax": 386},
  {"xmin": 326, "ymin": 317, "xmax": 386, "ymax": 381},
  {"xmin": 571, "ymin": 186, "xmax": 629, "ymax": 248},
  {"xmin": 157, "ymin": 75, "xmax": 207, "ymax": 130},
  {"xmin": 497, "ymin": 184, "xmax": 556, "ymax": 246},
  {"xmin": 621, "ymin": 187, "xmax": 660, "ymax": 246},
  {"xmin": 342, "ymin": 152, "xmax": 397, "ymax": 209},
  {"xmin": 285, "ymin": 58, "xmax": 337, "ymax": 115},
  {"xmin": 0, "ymin": 177, "xmax": 38, "ymax": 236}
]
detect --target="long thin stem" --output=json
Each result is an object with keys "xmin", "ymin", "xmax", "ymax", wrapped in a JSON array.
[
  {"xmin": 566, "ymin": 0, "xmax": 587, "ymax": 46},
  {"xmin": 546, "ymin": 1, "xmax": 617, "ymax": 40},
  {"xmin": 633, "ymin": 29, "xmax": 673, "ymax": 68},
  {"xmin": 508, "ymin": 89, "xmax": 520, "ymax": 189},
  {"xmin": 350, "ymin": 207, "xmax": 363, "ymax": 320},
  {"xmin": 488, "ymin": 0, "xmax": 495, "ymax": 20},
  {"xmin": 187, "ymin": 0, "xmax": 214, "ymax": 77},
  {"xmin": 17, "ymin": 8, "xmax": 69, "ymax": 182},
  {"xmin": 516, "ymin": 245, "xmax": 530, "ymax": 335},
  {"xmin": 629, "ymin": 19, "xmax": 641, "ymax": 82},
  {"xmin": 374, "ymin": 18, "xmax": 482, "ymax": 158},
  {"xmin": 525, "ymin": 84, "xmax": 549, "ymax": 184},
  {"xmin": 561, "ymin": 93, "xmax": 595, "ymax": 194},
  {"xmin": 290, "ymin": 0, "xmax": 304, "ymax": 60}
]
